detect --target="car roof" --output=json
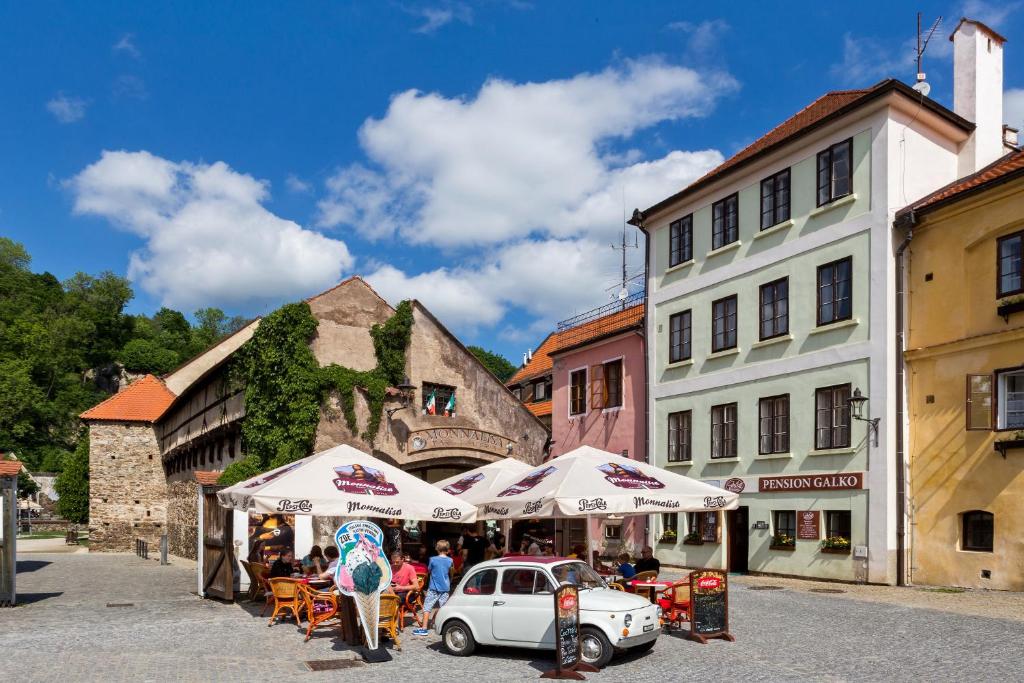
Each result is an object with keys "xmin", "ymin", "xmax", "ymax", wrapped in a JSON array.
[{"xmin": 496, "ymin": 555, "xmax": 572, "ymax": 565}]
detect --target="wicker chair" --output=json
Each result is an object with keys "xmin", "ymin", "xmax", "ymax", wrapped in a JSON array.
[
  {"xmin": 633, "ymin": 570, "xmax": 659, "ymax": 583},
  {"xmin": 607, "ymin": 581, "xmax": 625, "ymax": 591},
  {"xmin": 251, "ymin": 563, "xmax": 273, "ymax": 615},
  {"xmin": 377, "ymin": 593, "xmax": 401, "ymax": 651},
  {"xmin": 239, "ymin": 561, "xmax": 259, "ymax": 602},
  {"xmin": 267, "ymin": 578, "xmax": 305, "ymax": 626},
  {"xmin": 398, "ymin": 575, "xmax": 425, "ymax": 630},
  {"xmin": 656, "ymin": 581, "xmax": 691, "ymax": 631},
  {"xmin": 298, "ymin": 584, "xmax": 339, "ymax": 642}
]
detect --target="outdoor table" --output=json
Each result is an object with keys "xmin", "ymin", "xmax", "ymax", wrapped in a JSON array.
[{"xmin": 628, "ymin": 579, "xmax": 672, "ymax": 604}]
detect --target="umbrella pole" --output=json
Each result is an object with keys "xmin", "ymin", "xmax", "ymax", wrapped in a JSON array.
[{"xmin": 586, "ymin": 513, "xmax": 593, "ymax": 569}]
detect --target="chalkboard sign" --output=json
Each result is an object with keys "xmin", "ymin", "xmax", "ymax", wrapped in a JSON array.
[
  {"xmin": 687, "ymin": 570, "xmax": 735, "ymax": 644},
  {"xmin": 541, "ymin": 584, "xmax": 597, "ymax": 680}
]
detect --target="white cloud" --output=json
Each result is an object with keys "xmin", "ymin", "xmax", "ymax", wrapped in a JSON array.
[
  {"xmin": 829, "ymin": 33, "xmax": 918, "ymax": 86},
  {"xmin": 113, "ymin": 33, "xmax": 141, "ymax": 59},
  {"xmin": 67, "ymin": 150, "xmax": 353, "ymax": 311},
  {"xmin": 285, "ymin": 174, "xmax": 312, "ymax": 193},
  {"xmin": 1005, "ymin": 88, "xmax": 1024, "ymax": 131},
  {"xmin": 113, "ymin": 74, "xmax": 147, "ymax": 100},
  {"xmin": 318, "ymin": 59, "xmax": 734, "ymax": 248},
  {"xmin": 666, "ymin": 19, "xmax": 731, "ymax": 63},
  {"xmin": 46, "ymin": 93, "xmax": 88, "ymax": 123},
  {"xmin": 961, "ymin": 0, "xmax": 1020, "ymax": 28},
  {"xmin": 408, "ymin": 3, "xmax": 472, "ymax": 34}
]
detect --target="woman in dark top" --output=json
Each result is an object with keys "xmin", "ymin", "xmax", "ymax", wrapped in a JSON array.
[{"xmin": 269, "ymin": 550, "xmax": 296, "ymax": 578}]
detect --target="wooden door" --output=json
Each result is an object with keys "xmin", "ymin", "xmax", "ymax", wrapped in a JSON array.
[
  {"xmin": 202, "ymin": 487, "xmax": 234, "ymax": 601},
  {"xmin": 727, "ymin": 506, "xmax": 749, "ymax": 574}
]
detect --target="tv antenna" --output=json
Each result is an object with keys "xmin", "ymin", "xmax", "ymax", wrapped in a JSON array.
[
  {"xmin": 914, "ymin": 12, "xmax": 942, "ymax": 96},
  {"xmin": 611, "ymin": 191, "xmax": 640, "ymax": 308}
]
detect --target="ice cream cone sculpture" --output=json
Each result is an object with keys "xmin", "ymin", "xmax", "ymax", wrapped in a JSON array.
[{"xmin": 333, "ymin": 521, "xmax": 392, "ymax": 650}]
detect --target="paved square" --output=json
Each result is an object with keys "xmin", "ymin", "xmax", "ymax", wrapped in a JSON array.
[{"xmin": 4, "ymin": 553, "xmax": 1021, "ymax": 682}]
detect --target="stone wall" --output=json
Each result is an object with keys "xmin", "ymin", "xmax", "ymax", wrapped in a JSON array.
[
  {"xmin": 88, "ymin": 421, "xmax": 168, "ymax": 552},
  {"xmin": 167, "ymin": 479, "xmax": 199, "ymax": 560}
]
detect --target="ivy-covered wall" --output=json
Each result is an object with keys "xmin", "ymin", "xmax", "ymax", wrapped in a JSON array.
[{"xmin": 218, "ymin": 299, "xmax": 412, "ymax": 486}]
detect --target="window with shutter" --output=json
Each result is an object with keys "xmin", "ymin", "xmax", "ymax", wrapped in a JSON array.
[
  {"xmin": 589, "ymin": 364, "xmax": 604, "ymax": 410},
  {"xmin": 966, "ymin": 374, "xmax": 993, "ymax": 430}
]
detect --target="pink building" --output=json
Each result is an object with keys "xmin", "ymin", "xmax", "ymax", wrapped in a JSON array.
[{"xmin": 549, "ymin": 299, "xmax": 647, "ymax": 556}]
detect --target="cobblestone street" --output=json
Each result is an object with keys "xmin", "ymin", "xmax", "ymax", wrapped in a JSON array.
[{"xmin": 5, "ymin": 553, "xmax": 1022, "ymax": 682}]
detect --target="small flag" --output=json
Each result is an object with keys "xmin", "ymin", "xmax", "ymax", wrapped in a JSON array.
[
  {"xmin": 444, "ymin": 392, "xmax": 456, "ymax": 417},
  {"xmin": 426, "ymin": 390, "xmax": 437, "ymax": 415}
]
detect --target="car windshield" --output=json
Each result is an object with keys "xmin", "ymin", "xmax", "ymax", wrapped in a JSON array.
[{"xmin": 550, "ymin": 561, "xmax": 606, "ymax": 589}]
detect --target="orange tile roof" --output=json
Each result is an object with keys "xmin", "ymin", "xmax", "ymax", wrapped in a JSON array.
[
  {"xmin": 638, "ymin": 80, "xmax": 971, "ymax": 221},
  {"xmin": 194, "ymin": 471, "xmax": 223, "ymax": 486},
  {"xmin": 897, "ymin": 150, "xmax": 1024, "ymax": 219},
  {"xmin": 80, "ymin": 375, "xmax": 177, "ymax": 423},
  {"xmin": 0, "ymin": 460, "xmax": 22, "ymax": 477},
  {"xmin": 526, "ymin": 400, "xmax": 552, "ymax": 418},
  {"xmin": 508, "ymin": 333, "xmax": 559, "ymax": 385},
  {"xmin": 551, "ymin": 304, "xmax": 643, "ymax": 354}
]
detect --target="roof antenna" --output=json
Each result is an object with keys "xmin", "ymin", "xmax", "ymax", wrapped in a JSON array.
[
  {"xmin": 611, "ymin": 185, "xmax": 639, "ymax": 309},
  {"xmin": 914, "ymin": 12, "xmax": 942, "ymax": 97}
]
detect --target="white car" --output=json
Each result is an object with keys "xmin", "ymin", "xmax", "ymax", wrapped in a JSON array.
[{"xmin": 433, "ymin": 557, "xmax": 660, "ymax": 667}]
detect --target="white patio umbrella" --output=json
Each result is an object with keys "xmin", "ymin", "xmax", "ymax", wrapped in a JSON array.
[
  {"xmin": 432, "ymin": 457, "xmax": 534, "ymax": 505},
  {"xmin": 217, "ymin": 444, "xmax": 478, "ymax": 523},
  {"xmin": 472, "ymin": 445, "xmax": 739, "ymax": 560}
]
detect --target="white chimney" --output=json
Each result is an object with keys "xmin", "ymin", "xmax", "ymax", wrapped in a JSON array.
[{"xmin": 952, "ymin": 18, "xmax": 1006, "ymax": 175}]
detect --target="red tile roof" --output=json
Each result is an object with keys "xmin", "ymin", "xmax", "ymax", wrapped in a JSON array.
[
  {"xmin": 508, "ymin": 333, "xmax": 559, "ymax": 385},
  {"xmin": 551, "ymin": 304, "xmax": 643, "ymax": 354},
  {"xmin": 637, "ymin": 80, "xmax": 971, "ymax": 221},
  {"xmin": 897, "ymin": 150, "xmax": 1024, "ymax": 219},
  {"xmin": 526, "ymin": 400, "xmax": 552, "ymax": 418},
  {"xmin": 80, "ymin": 375, "xmax": 177, "ymax": 423},
  {"xmin": 0, "ymin": 460, "xmax": 22, "ymax": 477},
  {"xmin": 194, "ymin": 471, "xmax": 223, "ymax": 486}
]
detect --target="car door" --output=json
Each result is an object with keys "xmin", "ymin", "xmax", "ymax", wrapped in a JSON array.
[
  {"xmin": 491, "ymin": 567, "xmax": 556, "ymax": 646},
  {"xmin": 457, "ymin": 568, "xmax": 499, "ymax": 644}
]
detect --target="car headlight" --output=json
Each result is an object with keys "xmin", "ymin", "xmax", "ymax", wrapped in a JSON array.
[
  {"xmin": 623, "ymin": 613, "xmax": 632, "ymax": 627},
  {"xmin": 656, "ymin": 606, "xmax": 663, "ymax": 618}
]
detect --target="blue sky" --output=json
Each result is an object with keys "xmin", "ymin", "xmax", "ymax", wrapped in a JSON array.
[{"xmin": 3, "ymin": 1, "xmax": 1023, "ymax": 362}]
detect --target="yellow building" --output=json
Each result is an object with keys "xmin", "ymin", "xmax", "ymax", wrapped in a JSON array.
[{"xmin": 898, "ymin": 150, "xmax": 1024, "ymax": 591}]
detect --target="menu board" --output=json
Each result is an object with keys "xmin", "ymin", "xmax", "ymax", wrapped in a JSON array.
[
  {"xmin": 797, "ymin": 511, "xmax": 820, "ymax": 540},
  {"xmin": 688, "ymin": 570, "xmax": 734, "ymax": 643},
  {"xmin": 555, "ymin": 584, "xmax": 580, "ymax": 670}
]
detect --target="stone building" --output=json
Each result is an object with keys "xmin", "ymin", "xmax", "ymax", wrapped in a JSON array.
[{"xmin": 81, "ymin": 277, "xmax": 548, "ymax": 557}]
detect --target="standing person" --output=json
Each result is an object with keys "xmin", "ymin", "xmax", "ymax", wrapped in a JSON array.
[
  {"xmin": 460, "ymin": 526, "xmax": 488, "ymax": 571},
  {"xmin": 413, "ymin": 540, "xmax": 453, "ymax": 636},
  {"xmin": 527, "ymin": 536, "xmax": 542, "ymax": 556},
  {"xmin": 633, "ymin": 546, "xmax": 661, "ymax": 576}
]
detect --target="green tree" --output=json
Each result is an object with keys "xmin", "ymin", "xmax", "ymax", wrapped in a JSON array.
[
  {"xmin": 55, "ymin": 437, "xmax": 89, "ymax": 523},
  {"xmin": 119, "ymin": 338, "xmax": 181, "ymax": 374},
  {"xmin": 468, "ymin": 346, "xmax": 518, "ymax": 382},
  {"xmin": 17, "ymin": 469, "xmax": 39, "ymax": 499}
]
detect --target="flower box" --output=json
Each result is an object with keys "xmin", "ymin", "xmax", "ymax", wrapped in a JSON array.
[
  {"xmin": 769, "ymin": 544, "xmax": 796, "ymax": 551},
  {"xmin": 820, "ymin": 547, "xmax": 851, "ymax": 555},
  {"xmin": 994, "ymin": 437, "xmax": 1024, "ymax": 458},
  {"xmin": 997, "ymin": 298, "xmax": 1024, "ymax": 321},
  {"xmin": 657, "ymin": 536, "xmax": 677, "ymax": 545},
  {"xmin": 682, "ymin": 538, "xmax": 704, "ymax": 546}
]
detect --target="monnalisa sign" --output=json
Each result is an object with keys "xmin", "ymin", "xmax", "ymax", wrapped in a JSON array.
[
  {"xmin": 758, "ymin": 473, "xmax": 864, "ymax": 492},
  {"xmin": 407, "ymin": 427, "xmax": 517, "ymax": 458}
]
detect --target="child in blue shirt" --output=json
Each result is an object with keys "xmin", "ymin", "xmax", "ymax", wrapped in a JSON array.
[
  {"xmin": 414, "ymin": 539, "xmax": 453, "ymax": 636},
  {"xmin": 617, "ymin": 552, "xmax": 636, "ymax": 579}
]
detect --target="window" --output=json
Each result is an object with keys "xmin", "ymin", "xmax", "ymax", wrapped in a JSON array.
[
  {"xmin": 712, "ymin": 295, "xmax": 738, "ymax": 352},
  {"xmin": 996, "ymin": 367, "xmax": 1024, "ymax": 430},
  {"xmin": 773, "ymin": 510, "xmax": 796, "ymax": 542},
  {"xmin": 662, "ymin": 513, "xmax": 678, "ymax": 536},
  {"xmin": 670, "ymin": 215, "xmax": 693, "ymax": 266},
  {"xmin": 500, "ymin": 568, "xmax": 554, "ymax": 595},
  {"xmin": 669, "ymin": 310, "xmax": 692, "ymax": 362},
  {"xmin": 604, "ymin": 524, "xmax": 622, "ymax": 540},
  {"xmin": 569, "ymin": 369, "xmax": 587, "ymax": 415},
  {"xmin": 422, "ymin": 382, "xmax": 456, "ymax": 416},
  {"xmin": 825, "ymin": 510, "xmax": 852, "ymax": 541},
  {"xmin": 462, "ymin": 569, "xmax": 497, "ymax": 595},
  {"xmin": 711, "ymin": 403, "xmax": 737, "ymax": 459},
  {"xmin": 667, "ymin": 410, "xmax": 692, "ymax": 462},
  {"xmin": 603, "ymin": 359, "xmax": 623, "ymax": 408},
  {"xmin": 701, "ymin": 511, "xmax": 719, "ymax": 542},
  {"xmin": 760, "ymin": 169, "xmax": 791, "ymax": 229},
  {"xmin": 533, "ymin": 378, "xmax": 551, "ymax": 402},
  {"xmin": 997, "ymin": 230, "xmax": 1023, "ymax": 297},
  {"xmin": 712, "ymin": 193, "xmax": 739, "ymax": 250},
  {"xmin": 962, "ymin": 511, "xmax": 994, "ymax": 552},
  {"xmin": 966, "ymin": 375, "xmax": 993, "ymax": 430},
  {"xmin": 816, "ymin": 138, "xmax": 853, "ymax": 206},
  {"xmin": 817, "ymin": 257, "xmax": 853, "ymax": 326},
  {"xmin": 759, "ymin": 278, "xmax": 789, "ymax": 340},
  {"xmin": 815, "ymin": 384, "xmax": 851, "ymax": 449},
  {"xmin": 759, "ymin": 395, "xmax": 790, "ymax": 454}
]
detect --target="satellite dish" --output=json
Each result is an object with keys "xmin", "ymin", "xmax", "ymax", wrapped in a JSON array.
[
  {"xmin": 618, "ymin": 288, "xmax": 628, "ymax": 301},
  {"xmin": 912, "ymin": 80, "xmax": 931, "ymax": 97}
]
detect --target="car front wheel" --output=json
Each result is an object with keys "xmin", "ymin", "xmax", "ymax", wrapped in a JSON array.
[
  {"xmin": 441, "ymin": 620, "xmax": 476, "ymax": 657},
  {"xmin": 580, "ymin": 626, "xmax": 614, "ymax": 668}
]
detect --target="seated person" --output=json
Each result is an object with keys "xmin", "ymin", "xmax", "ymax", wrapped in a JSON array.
[
  {"xmin": 301, "ymin": 545, "xmax": 325, "ymax": 575},
  {"xmin": 317, "ymin": 546, "xmax": 341, "ymax": 581},
  {"xmin": 567, "ymin": 544, "xmax": 586, "ymax": 560},
  {"xmin": 390, "ymin": 551, "xmax": 419, "ymax": 602},
  {"xmin": 269, "ymin": 550, "xmax": 296, "ymax": 578},
  {"xmin": 617, "ymin": 552, "xmax": 636, "ymax": 579},
  {"xmin": 633, "ymin": 546, "xmax": 661, "ymax": 576}
]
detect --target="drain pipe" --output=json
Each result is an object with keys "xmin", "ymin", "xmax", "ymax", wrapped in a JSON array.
[
  {"xmin": 893, "ymin": 213, "xmax": 914, "ymax": 587},
  {"xmin": 629, "ymin": 209, "xmax": 652, "ymax": 549}
]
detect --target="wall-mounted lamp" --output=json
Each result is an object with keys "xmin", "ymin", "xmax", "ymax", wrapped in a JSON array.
[
  {"xmin": 847, "ymin": 387, "xmax": 880, "ymax": 447},
  {"xmin": 385, "ymin": 376, "xmax": 417, "ymax": 420}
]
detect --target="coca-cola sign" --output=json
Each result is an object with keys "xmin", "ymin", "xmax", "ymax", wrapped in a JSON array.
[{"xmin": 696, "ymin": 575, "xmax": 722, "ymax": 590}]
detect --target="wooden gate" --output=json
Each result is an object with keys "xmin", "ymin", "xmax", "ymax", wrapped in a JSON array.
[
  {"xmin": 201, "ymin": 485, "xmax": 234, "ymax": 601},
  {"xmin": 0, "ymin": 472, "xmax": 16, "ymax": 607}
]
